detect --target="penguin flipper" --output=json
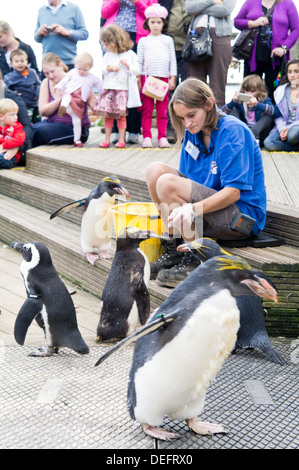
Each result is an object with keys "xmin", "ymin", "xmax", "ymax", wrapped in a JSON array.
[
  {"xmin": 94, "ymin": 312, "xmax": 175, "ymax": 366},
  {"xmin": 14, "ymin": 298, "xmax": 43, "ymax": 345},
  {"xmin": 50, "ymin": 199, "xmax": 87, "ymax": 219}
]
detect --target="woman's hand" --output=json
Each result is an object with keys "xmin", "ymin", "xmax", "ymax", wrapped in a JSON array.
[
  {"xmin": 249, "ymin": 16, "xmax": 269, "ymax": 28},
  {"xmin": 169, "ymin": 76, "xmax": 176, "ymax": 91},
  {"xmin": 168, "ymin": 203, "xmax": 195, "ymax": 230},
  {"xmin": 271, "ymin": 47, "xmax": 286, "ymax": 58}
]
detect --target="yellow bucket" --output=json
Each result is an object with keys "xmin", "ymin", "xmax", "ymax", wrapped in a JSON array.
[{"xmin": 111, "ymin": 202, "xmax": 166, "ymax": 262}]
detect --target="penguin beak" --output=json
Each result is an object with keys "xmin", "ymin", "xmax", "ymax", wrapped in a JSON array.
[
  {"xmin": 138, "ymin": 230, "xmax": 165, "ymax": 240},
  {"xmin": 114, "ymin": 185, "xmax": 131, "ymax": 199},
  {"xmin": 11, "ymin": 242, "xmax": 24, "ymax": 252},
  {"xmin": 241, "ymin": 275, "xmax": 278, "ymax": 302},
  {"xmin": 177, "ymin": 242, "xmax": 192, "ymax": 252}
]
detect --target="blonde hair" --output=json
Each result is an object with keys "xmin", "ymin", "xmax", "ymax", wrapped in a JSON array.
[
  {"xmin": 42, "ymin": 52, "xmax": 68, "ymax": 73},
  {"xmin": 100, "ymin": 25, "xmax": 133, "ymax": 54},
  {"xmin": 240, "ymin": 74, "xmax": 268, "ymax": 101},
  {"xmin": 75, "ymin": 52, "xmax": 93, "ymax": 68},
  {"xmin": 0, "ymin": 98, "xmax": 19, "ymax": 115},
  {"xmin": 169, "ymin": 78, "xmax": 219, "ymax": 142},
  {"xmin": 0, "ymin": 21, "xmax": 13, "ymax": 36}
]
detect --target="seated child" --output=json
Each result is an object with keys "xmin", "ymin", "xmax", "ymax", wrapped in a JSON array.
[
  {"xmin": 264, "ymin": 59, "xmax": 299, "ymax": 152},
  {"xmin": 4, "ymin": 49, "xmax": 41, "ymax": 123},
  {"xmin": 222, "ymin": 74, "xmax": 280, "ymax": 146},
  {"xmin": 0, "ymin": 98, "xmax": 26, "ymax": 169},
  {"xmin": 54, "ymin": 52, "xmax": 102, "ymax": 147}
]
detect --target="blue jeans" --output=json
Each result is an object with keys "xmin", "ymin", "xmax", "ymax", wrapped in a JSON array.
[
  {"xmin": 0, "ymin": 154, "xmax": 17, "ymax": 169},
  {"xmin": 264, "ymin": 125, "xmax": 299, "ymax": 152},
  {"xmin": 32, "ymin": 121, "xmax": 89, "ymax": 147}
]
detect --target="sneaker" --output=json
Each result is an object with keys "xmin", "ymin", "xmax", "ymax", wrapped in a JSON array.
[
  {"xmin": 158, "ymin": 137, "xmax": 170, "ymax": 148},
  {"xmin": 150, "ymin": 237, "xmax": 184, "ymax": 280},
  {"xmin": 74, "ymin": 140, "xmax": 83, "ymax": 147},
  {"xmin": 142, "ymin": 137, "xmax": 152, "ymax": 148},
  {"xmin": 127, "ymin": 133, "xmax": 139, "ymax": 144},
  {"xmin": 166, "ymin": 128, "xmax": 176, "ymax": 144},
  {"xmin": 156, "ymin": 253, "xmax": 200, "ymax": 288}
]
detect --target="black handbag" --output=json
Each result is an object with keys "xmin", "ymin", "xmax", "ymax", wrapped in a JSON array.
[
  {"xmin": 232, "ymin": 28, "xmax": 257, "ymax": 60},
  {"xmin": 232, "ymin": 1, "xmax": 278, "ymax": 61},
  {"xmin": 182, "ymin": 16, "xmax": 213, "ymax": 63}
]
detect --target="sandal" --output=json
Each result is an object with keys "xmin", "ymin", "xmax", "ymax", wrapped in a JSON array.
[
  {"xmin": 99, "ymin": 142, "xmax": 110, "ymax": 148},
  {"xmin": 115, "ymin": 141, "xmax": 126, "ymax": 148}
]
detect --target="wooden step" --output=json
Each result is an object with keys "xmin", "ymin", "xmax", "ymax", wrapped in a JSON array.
[
  {"xmin": 264, "ymin": 202, "xmax": 299, "ymax": 247},
  {"xmin": 0, "ymin": 168, "xmax": 125, "ymax": 227},
  {"xmin": 0, "ymin": 194, "xmax": 169, "ymax": 311}
]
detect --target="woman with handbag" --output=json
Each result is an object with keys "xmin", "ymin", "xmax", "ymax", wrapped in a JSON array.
[
  {"xmin": 184, "ymin": 0, "xmax": 237, "ymax": 107},
  {"xmin": 137, "ymin": 4, "xmax": 177, "ymax": 148},
  {"xmin": 234, "ymin": 0, "xmax": 299, "ymax": 103}
]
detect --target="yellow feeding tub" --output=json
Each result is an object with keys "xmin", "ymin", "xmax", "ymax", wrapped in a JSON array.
[{"xmin": 111, "ymin": 202, "xmax": 166, "ymax": 262}]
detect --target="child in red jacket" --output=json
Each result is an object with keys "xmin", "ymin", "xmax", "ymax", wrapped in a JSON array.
[{"xmin": 0, "ymin": 98, "xmax": 26, "ymax": 169}]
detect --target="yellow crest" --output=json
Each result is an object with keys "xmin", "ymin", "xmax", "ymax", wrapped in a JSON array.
[
  {"xmin": 216, "ymin": 256, "xmax": 252, "ymax": 271},
  {"xmin": 101, "ymin": 176, "xmax": 120, "ymax": 184}
]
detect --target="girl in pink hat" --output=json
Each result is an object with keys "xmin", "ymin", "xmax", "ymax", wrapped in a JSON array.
[{"xmin": 137, "ymin": 4, "xmax": 177, "ymax": 148}]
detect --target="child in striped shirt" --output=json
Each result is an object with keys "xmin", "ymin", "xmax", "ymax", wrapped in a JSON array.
[{"xmin": 137, "ymin": 4, "xmax": 177, "ymax": 148}]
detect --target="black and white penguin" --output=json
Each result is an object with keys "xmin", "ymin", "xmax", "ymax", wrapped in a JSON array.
[
  {"xmin": 11, "ymin": 242, "xmax": 89, "ymax": 357},
  {"xmin": 96, "ymin": 254, "xmax": 277, "ymax": 440},
  {"xmin": 96, "ymin": 227, "xmax": 164, "ymax": 342},
  {"xmin": 50, "ymin": 176, "xmax": 130, "ymax": 265},
  {"xmin": 177, "ymin": 238, "xmax": 285, "ymax": 365}
]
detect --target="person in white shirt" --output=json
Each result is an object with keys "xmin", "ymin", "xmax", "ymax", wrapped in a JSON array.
[
  {"xmin": 55, "ymin": 52, "xmax": 102, "ymax": 146},
  {"xmin": 137, "ymin": 4, "xmax": 177, "ymax": 148},
  {"xmin": 94, "ymin": 25, "xmax": 140, "ymax": 148}
]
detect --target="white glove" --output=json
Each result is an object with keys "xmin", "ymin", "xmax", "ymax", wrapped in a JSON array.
[{"xmin": 168, "ymin": 203, "xmax": 195, "ymax": 230}]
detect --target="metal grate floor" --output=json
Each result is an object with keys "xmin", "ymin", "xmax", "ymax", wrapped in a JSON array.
[{"xmin": 0, "ymin": 341, "xmax": 298, "ymax": 449}]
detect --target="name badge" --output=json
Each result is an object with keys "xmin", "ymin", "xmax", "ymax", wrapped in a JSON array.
[{"xmin": 185, "ymin": 140, "xmax": 199, "ymax": 160}]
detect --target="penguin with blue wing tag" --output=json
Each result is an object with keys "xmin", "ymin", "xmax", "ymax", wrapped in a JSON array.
[
  {"xmin": 50, "ymin": 176, "xmax": 130, "ymax": 265},
  {"xmin": 96, "ymin": 253, "xmax": 278, "ymax": 440},
  {"xmin": 12, "ymin": 242, "xmax": 89, "ymax": 357},
  {"xmin": 177, "ymin": 238, "xmax": 285, "ymax": 365}
]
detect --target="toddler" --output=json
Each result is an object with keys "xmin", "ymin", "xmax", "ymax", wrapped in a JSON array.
[
  {"xmin": 137, "ymin": 4, "xmax": 177, "ymax": 148},
  {"xmin": 55, "ymin": 52, "xmax": 102, "ymax": 147},
  {"xmin": 4, "ymin": 49, "xmax": 41, "ymax": 123},
  {"xmin": 264, "ymin": 59, "xmax": 299, "ymax": 152},
  {"xmin": 94, "ymin": 25, "xmax": 140, "ymax": 148},
  {"xmin": 222, "ymin": 74, "xmax": 280, "ymax": 146},
  {"xmin": 0, "ymin": 98, "xmax": 26, "ymax": 169}
]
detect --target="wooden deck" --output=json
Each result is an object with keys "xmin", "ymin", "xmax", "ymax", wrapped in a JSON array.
[{"xmin": 0, "ymin": 126, "xmax": 298, "ymax": 338}]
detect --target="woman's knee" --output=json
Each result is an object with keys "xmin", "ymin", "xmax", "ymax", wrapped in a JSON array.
[{"xmin": 145, "ymin": 162, "xmax": 170, "ymax": 187}]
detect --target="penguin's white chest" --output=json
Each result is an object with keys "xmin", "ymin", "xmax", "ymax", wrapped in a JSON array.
[
  {"xmin": 81, "ymin": 194, "xmax": 114, "ymax": 252},
  {"xmin": 127, "ymin": 248, "xmax": 150, "ymax": 335},
  {"xmin": 133, "ymin": 289, "xmax": 240, "ymax": 426}
]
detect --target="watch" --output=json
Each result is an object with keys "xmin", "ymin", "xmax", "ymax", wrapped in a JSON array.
[{"xmin": 281, "ymin": 45, "xmax": 288, "ymax": 54}]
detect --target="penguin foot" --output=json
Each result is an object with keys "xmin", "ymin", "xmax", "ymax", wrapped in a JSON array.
[
  {"xmin": 98, "ymin": 250, "xmax": 112, "ymax": 260},
  {"xmin": 86, "ymin": 251, "xmax": 112, "ymax": 265},
  {"xmin": 141, "ymin": 423, "xmax": 179, "ymax": 441},
  {"xmin": 186, "ymin": 418, "xmax": 228, "ymax": 435},
  {"xmin": 28, "ymin": 346, "xmax": 57, "ymax": 357}
]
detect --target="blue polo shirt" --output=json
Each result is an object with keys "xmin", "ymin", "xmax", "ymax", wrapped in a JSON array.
[{"xmin": 179, "ymin": 114, "xmax": 266, "ymax": 235}]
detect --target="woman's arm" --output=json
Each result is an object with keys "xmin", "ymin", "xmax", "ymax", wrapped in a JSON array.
[{"xmin": 38, "ymin": 78, "xmax": 61, "ymax": 117}]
